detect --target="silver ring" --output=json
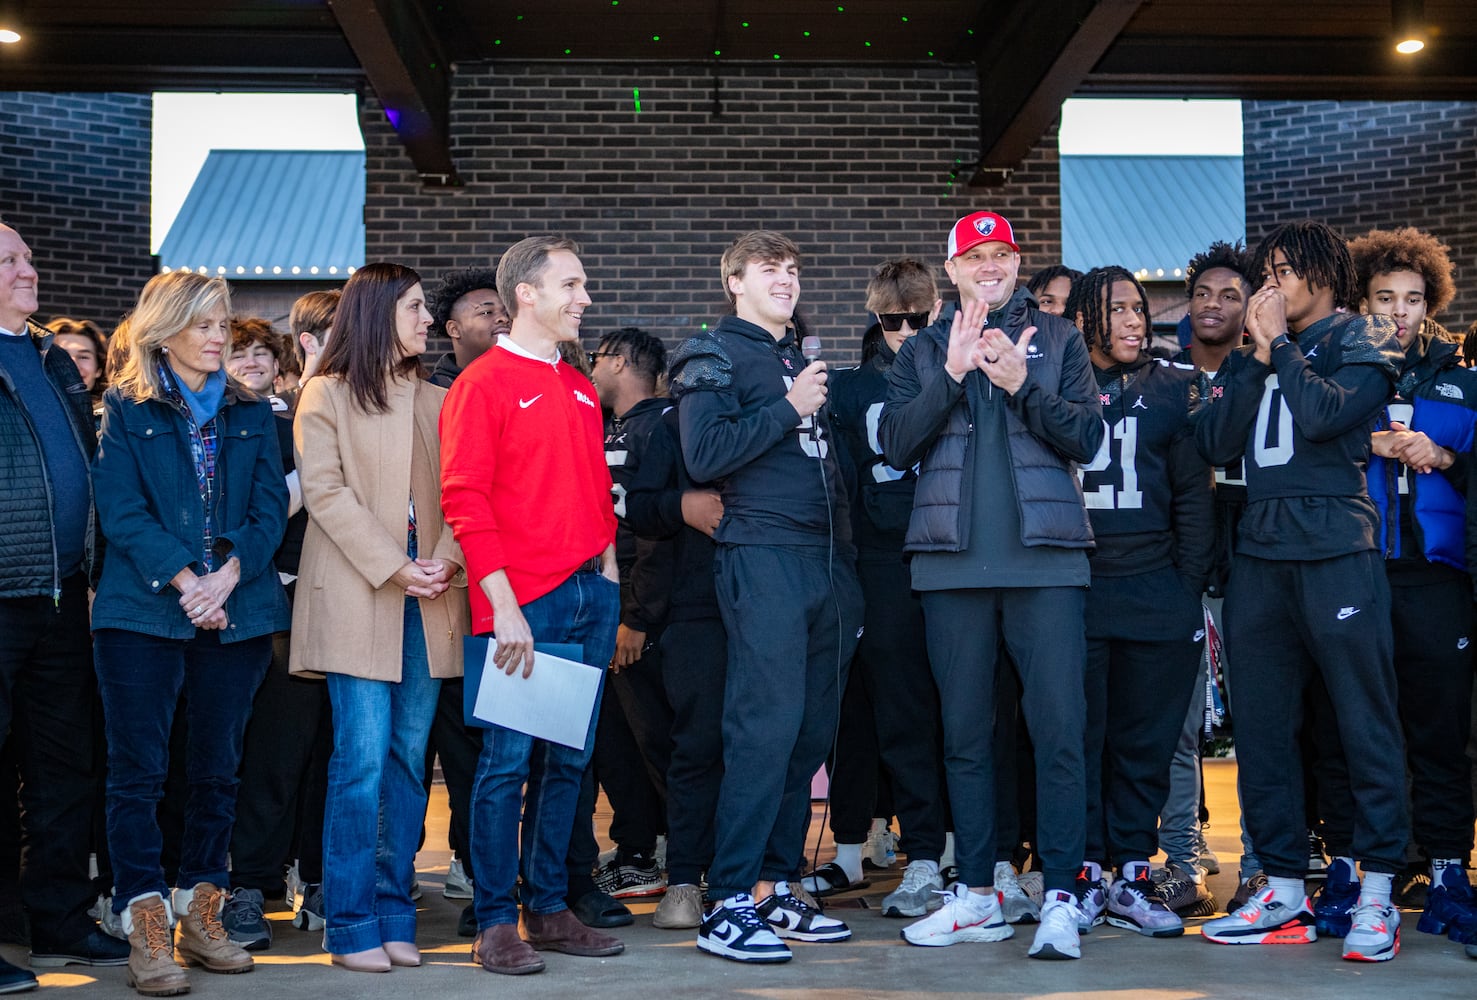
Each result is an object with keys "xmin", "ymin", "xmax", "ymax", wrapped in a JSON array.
[{"xmin": 194, "ymin": 605, "xmax": 205, "ymax": 614}]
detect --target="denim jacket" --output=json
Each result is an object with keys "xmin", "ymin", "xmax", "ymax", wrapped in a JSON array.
[{"xmin": 91, "ymin": 380, "xmax": 290, "ymax": 641}]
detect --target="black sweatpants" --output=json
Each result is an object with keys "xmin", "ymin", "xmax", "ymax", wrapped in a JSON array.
[
  {"xmin": 595, "ymin": 662, "xmax": 666, "ymax": 855},
  {"xmin": 661, "ymin": 617, "xmax": 728, "ymax": 886},
  {"xmin": 826, "ymin": 558, "xmax": 947, "ymax": 860},
  {"xmin": 993, "ymin": 656, "xmax": 1038, "ymax": 868},
  {"xmin": 231, "ymin": 630, "xmax": 332, "ymax": 892},
  {"xmin": 1224, "ymin": 551, "xmax": 1409, "ymax": 877},
  {"xmin": 1083, "ymin": 566, "xmax": 1204, "ymax": 868},
  {"xmin": 1316, "ymin": 570, "xmax": 1476, "ymax": 861},
  {"xmin": 922, "ymin": 586, "xmax": 1088, "ymax": 894},
  {"xmin": 706, "ymin": 543, "xmax": 863, "ymax": 900}
]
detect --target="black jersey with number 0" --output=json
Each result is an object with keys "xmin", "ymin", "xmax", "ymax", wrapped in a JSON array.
[{"xmin": 1193, "ymin": 312, "xmax": 1401, "ymax": 561}]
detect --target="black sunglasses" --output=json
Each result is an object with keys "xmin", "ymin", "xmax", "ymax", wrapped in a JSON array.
[
  {"xmin": 587, "ymin": 350, "xmax": 621, "ymax": 365},
  {"xmin": 877, "ymin": 311, "xmax": 929, "ymax": 333}
]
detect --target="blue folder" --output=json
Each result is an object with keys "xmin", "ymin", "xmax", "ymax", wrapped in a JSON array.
[{"xmin": 461, "ymin": 636, "xmax": 585, "ymax": 730}]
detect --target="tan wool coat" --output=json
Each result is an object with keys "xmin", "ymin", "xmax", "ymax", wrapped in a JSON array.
[{"xmin": 290, "ymin": 373, "xmax": 470, "ymax": 681}]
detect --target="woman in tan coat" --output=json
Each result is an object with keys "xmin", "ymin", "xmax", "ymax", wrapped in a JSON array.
[{"xmin": 290, "ymin": 263, "xmax": 469, "ymax": 973}]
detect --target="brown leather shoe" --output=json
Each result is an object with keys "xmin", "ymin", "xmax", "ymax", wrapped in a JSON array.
[
  {"xmin": 523, "ymin": 908, "xmax": 625, "ymax": 957},
  {"xmin": 123, "ymin": 894, "xmax": 190, "ymax": 997},
  {"xmin": 173, "ymin": 884, "xmax": 253, "ymax": 974},
  {"xmin": 471, "ymin": 924, "xmax": 544, "ymax": 975}
]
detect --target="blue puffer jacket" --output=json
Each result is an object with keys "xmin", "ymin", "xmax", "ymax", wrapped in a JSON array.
[
  {"xmin": 1367, "ymin": 333, "xmax": 1477, "ymax": 571},
  {"xmin": 91, "ymin": 379, "xmax": 289, "ymax": 641}
]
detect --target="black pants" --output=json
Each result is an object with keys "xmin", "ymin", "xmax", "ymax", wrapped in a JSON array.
[
  {"xmin": 1224, "ymin": 551, "xmax": 1409, "ymax": 877},
  {"xmin": 423, "ymin": 678, "xmax": 482, "ymax": 864},
  {"xmin": 660, "ymin": 617, "xmax": 727, "ymax": 886},
  {"xmin": 706, "ymin": 544, "xmax": 862, "ymax": 899},
  {"xmin": 1083, "ymin": 567, "xmax": 1203, "ymax": 868},
  {"xmin": 827, "ymin": 559, "xmax": 946, "ymax": 860},
  {"xmin": 595, "ymin": 664, "xmax": 665, "ymax": 856},
  {"xmin": 230, "ymin": 630, "xmax": 332, "ymax": 892},
  {"xmin": 0, "ymin": 573, "xmax": 104, "ymax": 946},
  {"xmin": 992, "ymin": 657, "xmax": 1037, "ymax": 867},
  {"xmin": 923, "ymin": 586, "xmax": 1088, "ymax": 894},
  {"xmin": 1316, "ymin": 570, "xmax": 1476, "ymax": 861}
]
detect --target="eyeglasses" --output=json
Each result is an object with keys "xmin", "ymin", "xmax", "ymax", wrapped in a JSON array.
[
  {"xmin": 877, "ymin": 311, "xmax": 929, "ymax": 333},
  {"xmin": 588, "ymin": 351, "xmax": 621, "ymax": 366}
]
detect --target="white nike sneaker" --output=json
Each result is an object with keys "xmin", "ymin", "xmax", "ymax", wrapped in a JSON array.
[
  {"xmin": 900, "ymin": 883, "xmax": 1013, "ymax": 947},
  {"xmin": 1028, "ymin": 890, "xmax": 1082, "ymax": 960}
]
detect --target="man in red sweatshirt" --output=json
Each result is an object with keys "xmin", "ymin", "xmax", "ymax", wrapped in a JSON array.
[{"xmin": 440, "ymin": 235, "xmax": 623, "ymax": 976}]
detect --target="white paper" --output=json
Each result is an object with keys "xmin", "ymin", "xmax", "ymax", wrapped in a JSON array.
[{"xmin": 472, "ymin": 642, "xmax": 602, "ymax": 750}]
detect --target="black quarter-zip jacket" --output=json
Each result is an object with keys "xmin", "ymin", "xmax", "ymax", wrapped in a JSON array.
[{"xmin": 670, "ymin": 315, "xmax": 852, "ymax": 550}]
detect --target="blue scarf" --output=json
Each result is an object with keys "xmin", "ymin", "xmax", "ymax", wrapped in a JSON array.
[{"xmin": 172, "ymin": 364, "xmax": 228, "ymax": 427}]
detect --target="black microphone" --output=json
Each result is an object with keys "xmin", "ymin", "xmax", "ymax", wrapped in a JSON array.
[{"xmin": 801, "ymin": 335, "xmax": 824, "ymax": 443}]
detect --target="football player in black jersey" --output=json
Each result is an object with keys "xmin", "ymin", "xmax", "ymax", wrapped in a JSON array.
[
  {"xmin": 588, "ymin": 328, "xmax": 673, "ymax": 906},
  {"xmin": 672, "ymin": 231, "xmax": 864, "ymax": 964},
  {"xmin": 1069, "ymin": 267, "xmax": 1214, "ymax": 939},
  {"xmin": 1196, "ymin": 221, "xmax": 1408, "ymax": 962},
  {"xmin": 817, "ymin": 259, "xmax": 955, "ymax": 918}
]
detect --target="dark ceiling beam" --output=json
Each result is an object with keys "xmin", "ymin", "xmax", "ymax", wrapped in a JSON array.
[
  {"xmin": 1084, "ymin": 35, "xmax": 1477, "ymax": 100},
  {"xmin": 0, "ymin": 28, "xmax": 360, "ymax": 91},
  {"xmin": 965, "ymin": 0, "xmax": 1143, "ymax": 187},
  {"xmin": 327, "ymin": 0, "xmax": 459, "ymax": 187}
]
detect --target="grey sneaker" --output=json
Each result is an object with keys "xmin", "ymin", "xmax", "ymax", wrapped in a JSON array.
[
  {"xmin": 1106, "ymin": 873, "xmax": 1184, "ymax": 938},
  {"xmin": 652, "ymin": 883, "xmax": 704, "ymax": 930},
  {"xmin": 881, "ymin": 861, "xmax": 945, "ymax": 918},
  {"xmin": 1152, "ymin": 862, "xmax": 1217, "ymax": 917},
  {"xmin": 220, "ymin": 887, "xmax": 272, "ymax": 952},
  {"xmin": 994, "ymin": 861, "xmax": 1041, "ymax": 924},
  {"xmin": 444, "ymin": 857, "xmax": 474, "ymax": 900},
  {"xmin": 291, "ymin": 883, "xmax": 324, "ymax": 932}
]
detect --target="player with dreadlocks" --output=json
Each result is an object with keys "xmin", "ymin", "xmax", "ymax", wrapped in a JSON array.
[
  {"xmin": 1195, "ymin": 221, "xmax": 1408, "ymax": 962},
  {"xmin": 1027, "ymin": 264, "xmax": 1083, "ymax": 317},
  {"xmin": 1066, "ymin": 266, "xmax": 1213, "ymax": 940},
  {"xmin": 1324, "ymin": 228, "xmax": 1477, "ymax": 940}
]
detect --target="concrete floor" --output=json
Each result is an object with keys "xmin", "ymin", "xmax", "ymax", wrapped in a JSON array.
[{"xmin": 18, "ymin": 759, "xmax": 1474, "ymax": 998}]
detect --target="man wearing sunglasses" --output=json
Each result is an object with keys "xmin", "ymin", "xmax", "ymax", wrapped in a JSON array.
[
  {"xmin": 879, "ymin": 211, "xmax": 1102, "ymax": 960},
  {"xmin": 818, "ymin": 259, "xmax": 952, "ymax": 919}
]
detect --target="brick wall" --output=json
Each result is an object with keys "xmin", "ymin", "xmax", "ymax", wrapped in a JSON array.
[
  {"xmin": 0, "ymin": 92, "xmax": 154, "ymax": 329},
  {"xmin": 1243, "ymin": 100, "xmax": 1477, "ymax": 332},
  {"xmin": 363, "ymin": 63, "xmax": 1063, "ymax": 359}
]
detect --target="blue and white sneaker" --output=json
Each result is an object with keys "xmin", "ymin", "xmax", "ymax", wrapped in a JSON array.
[
  {"xmin": 1105, "ymin": 871, "xmax": 1184, "ymax": 938},
  {"xmin": 1202, "ymin": 886, "xmax": 1316, "ymax": 945},
  {"xmin": 1312, "ymin": 858, "xmax": 1359, "ymax": 938},
  {"xmin": 1028, "ymin": 890, "xmax": 1081, "ymax": 960},
  {"xmin": 755, "ymin": 882, "xmax": 851, "ymax": 942},
  {"xmin": 1342, "ymin": 898, "xmax": 1400, "ymax": 962},
  {"xmin": 1417, "ymin": 865, "xmax": 1477, "ymax": 940},
  {"xmin": 697, "ymin": 893, "xmax": 792, "ymax": 963}
]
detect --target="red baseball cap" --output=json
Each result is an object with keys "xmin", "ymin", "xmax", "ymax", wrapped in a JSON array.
[{"xmin": 947, "ymin": 211, "xmax": 1019, "ymax": 258}]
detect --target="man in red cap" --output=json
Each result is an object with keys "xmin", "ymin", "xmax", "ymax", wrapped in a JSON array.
[{"xmin": 879, "ymin": 211, "xmax": 1102, "ymax": 960}]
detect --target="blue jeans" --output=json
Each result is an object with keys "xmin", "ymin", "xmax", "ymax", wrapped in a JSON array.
[
  {"xmin": 322, "ymin": 597, "xmax": 441, "ymax": 954},
  {"xmin": 95, "ymin": 628, "xmax": 271, "ymax": 911},
  {"xmin": 469, "ymin": 571, "xmax": 619, "ymax": 928}
]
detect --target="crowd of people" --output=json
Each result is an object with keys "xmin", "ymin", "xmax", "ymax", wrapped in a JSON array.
[{"xmin": 2, "ymin": 208, "xmax": 1476, "ymax": 995}]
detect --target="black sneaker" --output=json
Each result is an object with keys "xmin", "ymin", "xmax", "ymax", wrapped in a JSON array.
[
  {"xmin": 1152, "ymin": 862, "xmax": 1217, "ymax": 918},
  {"xmin": 0, "ymin": 955, "xmax": 35, "ymax": 993},
  {"xmin": 221, "ymin": 887, "xmax": 273, "ymax": 951},
  {"xmin": 458, "ymin": 904, "xmax": 477, "ymax": 938},
  {"xmin": 291, "ymin": 883, "xmax": 324, "ymax": 931},
  {"xmin": 698, "ymin": 893, "xmax": 792, "ymax": 963},
  {"xmin": 29, "ymin": 928, "xmax": 130, "ymax": 968},
  {"xmin": 1230, "ymin": 872, "xmax": 1269, "ymax": 911},
  {"xmin": 1395, "ymin": 863, "xmax": 1431, "ymax": 910},
  {"xmin": 593, "ymin": 854, "xmax": 666, "ymax": 899},
  {"xmin": 755, "ymin": 881, "xmax": 851, "ymax": 942}
]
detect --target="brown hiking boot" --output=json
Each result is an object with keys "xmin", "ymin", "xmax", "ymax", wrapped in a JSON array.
[
  {"xmin": 172, "ymin": 884, "xmax": 253, "ymax": 974},
  {"xmin": 123, "ymin": 893, "xmax": 189, "ymax": 997},
  {"xmin": 524, "ymin": 908, "xmax": 625, "ymax": 956},
  {"xmin": 471, "ymin": 923, "xmax": 544, "ymax": 975}
]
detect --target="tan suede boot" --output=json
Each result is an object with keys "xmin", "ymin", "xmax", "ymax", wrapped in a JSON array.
[
  {"xmin": 122, "ymin": 893, "xmax": 189, "ymax": 997},
  {"xmin": 172, "ymin": 884, "xmax": 253, "ymax": 974}
]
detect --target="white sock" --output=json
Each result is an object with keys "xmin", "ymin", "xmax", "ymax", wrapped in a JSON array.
[
  {"xmin": 940, "ymin": 832, "xmax": 956, "ymax": 870},
  {"xmin": 1266, "ymin": 875, "xmax": 1305, "ymax": 906},
  {"xmin": 832, "ymin": 842, "xmax": 864, "ymax": 883},
  {"xmin": 1121, "ymin": 860, "xmax": 1150, "ymax": 881},
  {"xmin": 1360, "ymin": 870, "xmax": 1394, "ymax": 907},
  {"xmin": 1431, "ymin": 858, "xmax": 1464, "ymax": 885}
]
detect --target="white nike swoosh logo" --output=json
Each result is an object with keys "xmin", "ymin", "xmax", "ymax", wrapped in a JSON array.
[
  {"xmin": 1337, "ymin": 608, "xmax": 1359, "ymax": 620},
  {"xmin": 519, "ymin": 395, "xmax": 542, "ymax": 408}
]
